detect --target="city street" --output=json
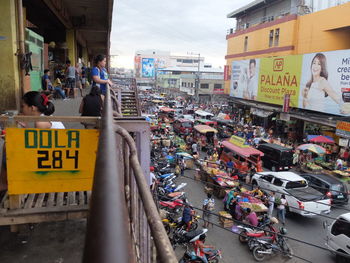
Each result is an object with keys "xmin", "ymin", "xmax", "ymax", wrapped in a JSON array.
[{"xmin": 174, "ymin": 168, "xmax": 349, "ymax": 263}]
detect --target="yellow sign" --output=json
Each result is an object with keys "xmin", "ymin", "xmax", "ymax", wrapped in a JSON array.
[
  {"xmin": 257, "ymin": 56, "xmax": 302, "ymax": 107},
  {"xmin": 6, "ymin": 128, "xmax": 99, "ymax": 195},
  {"xmin": 229, "ymin": 135, "xmax": 248, "ymax": 148}
]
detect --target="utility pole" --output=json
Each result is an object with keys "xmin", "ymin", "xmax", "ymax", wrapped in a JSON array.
[{"xmin": 188, "ymin": 52, "xmax": 201, "ymax": 102}]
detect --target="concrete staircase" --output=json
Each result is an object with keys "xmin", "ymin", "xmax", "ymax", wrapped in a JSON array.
[{"xmin": 121, "ymin": 90, "xmax": 140, "ymax": 117}]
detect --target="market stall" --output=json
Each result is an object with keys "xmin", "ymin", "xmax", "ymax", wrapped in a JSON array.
[
  {"xmin": 297, "ymin": 144, "xmax": 328, "ymax": 174},
  {"xmin": 175, "ymin": 152, "xmax": 194, "ymax": 169},
  {"xmin": 220, "ymin": 136, "xmax": 264, "ymax": 172},
  {"xmin": 193, "ymin": 125, "xmax": 218, "ymax": 149}
]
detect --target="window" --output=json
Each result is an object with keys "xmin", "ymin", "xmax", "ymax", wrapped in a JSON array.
[
  {"xmin": 244, "ymin": 36, "xmax": 248, "ymax": 52},
  {"xmin": 200, "ymin": 84, "xmax": 209, "ymax": 89},
  {"xmin": 177, "ymin": 59, "xmax": 182, "ymax": 62},
  {"xmin": 262, "ymin": 175, "xmax": 273, "ymax": 183},
  {"xmin": 269, "ymin": 30, "xmax": 274, "ymax": 47},
  {"xmin": 285, "ymin": 180, "xmax": 307, "ymax": 189},
  {"xmin": 273, "ymin": 178, "xmax": 283, "ymax": 187},
  {"xmin": 191, "ymin": 83, "xmax": 194, "ymax": 88},
  {"xmin": 214, "ymin": 84, "xmax": 222, "ymax": 90},
  {"xmin": 331, "ymin": 218, "xmax": 350, "ymax": 238},
  {"xmin": 274, "ymin": 28, "xmax": 280, "ymax": 46},
  {"xmin": 182, "ymin": 59, "xmax": 193, "ymax": 64}
]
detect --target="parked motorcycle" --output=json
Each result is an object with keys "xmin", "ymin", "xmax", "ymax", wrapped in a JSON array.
[
  {"xmin": 159, "ymin": 198, "xmax": 185, "ymax": 214},
  {"xmin": 162, "ymin": 213, "xmax": 199, "ymax": 234},
  {"xmin": 158, "ymin": 182, "xmax": 187, "ymax": 196},
  {"xmin": 238, "ymin": 216, "xmax": 278, "ymax": 243},
  {"xmin": 157, "ymin": 191, "xmax": 186, "ymax": 202},
  {"xmin": 179, "ymin": 247, "xmax": 222, "ymax": 263},
  {"xmin": 251, "ymin": 227, "xmax": 293, "ymax": 262},
  {"xmin": 171, "ymin": 228, "xmax": 208, "ymax": 249}
]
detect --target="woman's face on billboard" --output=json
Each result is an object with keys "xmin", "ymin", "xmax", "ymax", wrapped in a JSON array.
[{"xmin": 311, "ymin": 57, "xmax": 321, "ymax": 77}]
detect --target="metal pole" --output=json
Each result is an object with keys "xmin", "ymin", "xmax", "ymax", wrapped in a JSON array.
[{"xmin": 196, "ymin": 53, "xmax": 200, "ymax": 102}]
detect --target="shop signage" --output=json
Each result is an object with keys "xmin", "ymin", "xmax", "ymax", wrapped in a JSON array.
[
  {"xmin": 230, "ymin": 49, "xmax": 350, "ymax": 116},
  {"xmin": 336, "ymin": 121, "xmax": 350, "ymax": 138},
  {"xmin": 283, "ymin": 94, "xmax": 290, "ymax": 112},
  {"xmin": 6, "ymin": 128, "xmax": 99, "ymax": 195},
  {"xmin": 224, "ymin": 65, "xmax": 230, "ymax": 81},
  {"xmin": 229, "ymin": 135, "xmax": 248, "ymax": 148},
  {"xmin": 339, "ymin": 138, "xmax": 349, "ymax": 147},
  {"xmin": 279, "ymin": 113, "xmax": 290, "ymax": 122}
]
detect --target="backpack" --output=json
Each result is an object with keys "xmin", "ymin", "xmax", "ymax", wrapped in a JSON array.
[{"xmin": 206, "ymin": 198, "xmax": 215, "ymax": 211}]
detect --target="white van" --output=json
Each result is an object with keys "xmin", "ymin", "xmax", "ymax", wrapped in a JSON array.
[{"xmin": 323, "ymin": 213, "xmax": 350, "ymax": 263}]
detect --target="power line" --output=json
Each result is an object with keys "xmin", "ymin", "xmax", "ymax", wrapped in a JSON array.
[{"xmin": 156, "ymin": 192, "xmax": 350, "ymax": 260}]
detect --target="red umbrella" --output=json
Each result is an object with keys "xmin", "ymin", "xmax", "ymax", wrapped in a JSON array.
[{"xmin": 308, "ymin": 135, "xmax": 334, "ymax": 144}]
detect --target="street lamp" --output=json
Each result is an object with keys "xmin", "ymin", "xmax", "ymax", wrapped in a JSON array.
[{"xmin": 187, "ymin": 52, "xmax": 201, "ymax": 102}]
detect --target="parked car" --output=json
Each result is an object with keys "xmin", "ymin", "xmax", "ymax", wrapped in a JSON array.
[
  {"xmin": 251, "ymin": 171, "xmax": 331, "ymax": 217},
  {"xmin": 300, "ymin": 173, "xmax": 349, "ymax": 204},
  {"xmin": 257, "ymin": 143, "xmax": 293, "ymax": 171},
  {"xmin": 323, "ymin": 213, "xmax": 350, "ymax": 263}
]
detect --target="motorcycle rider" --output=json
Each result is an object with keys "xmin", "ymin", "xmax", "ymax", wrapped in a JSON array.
[
  {"xmin": 193, "ymin": 234, "xmax": 215, "ymax": 263},
  {"xmin": 182, "ymin": 202, "xmax": 195, "ymax": 231}
]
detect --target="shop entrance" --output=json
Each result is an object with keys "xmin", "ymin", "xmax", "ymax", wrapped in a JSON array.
[{"xmin": 25, "ymin": 29, "xmax": 44, "ymax": 91}]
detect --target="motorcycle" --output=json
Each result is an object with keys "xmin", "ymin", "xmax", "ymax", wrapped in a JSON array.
[
  {"xmin": 158, "ymin": 182, "xmax": 187, "ymax": 196},
  {"xmin": 179, "ymin": 247, "xmax": 222, "ymax": 263},
  {"xmin": 157, "ymin": 191, "xmax": 186, "ymax": 202},
  {"xmin": 238, "ymin": 216, "xmax": 277, "ymax": 243},
  {"xmin": 251, "ymin": 227, "xmax": 293, "ymax": 262},
  {"xmin": 159, "ymin": 198, "xmax": 185, "ymax": 214},
  {"xmin": 162, "ymin": 213, "xmax": 200, "ymax": 234},
  {"xmin": 171, "ymin": 228, "xmax": 208, "ymax": 249}
]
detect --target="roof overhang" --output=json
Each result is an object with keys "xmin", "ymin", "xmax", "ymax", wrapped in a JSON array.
[{"xmin": 227, "ymin": 0, "xmax": 277, "ymax": 18}]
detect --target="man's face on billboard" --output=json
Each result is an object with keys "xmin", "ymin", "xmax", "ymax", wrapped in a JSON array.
[{"xmin": 249, "ymin": 62, "xmax": 256, "ymax": 78}]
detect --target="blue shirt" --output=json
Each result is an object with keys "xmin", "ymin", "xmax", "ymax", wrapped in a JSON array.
[
  {"xmin": 42, "ymin": 75, "xmax": 53, "ymax": 90},
  {"xmin": 182, "ymin": 207, "xmax": 192, "ymax": 223},
  {"xmin": 91, "ymin": 66, "xmax": 109, "ymax": 94}
]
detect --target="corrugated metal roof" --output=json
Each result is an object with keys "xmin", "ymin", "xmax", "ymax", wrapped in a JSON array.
[{"xmin": 227, "ymin": 0, "xmax": 265, "ymax": 18}]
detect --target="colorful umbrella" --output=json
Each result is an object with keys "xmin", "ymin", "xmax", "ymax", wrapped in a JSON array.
[
  {"xmin": 297, "ymin": 144, "xmax": 326, "ymax": 155},
  {"xmin": 307, "ymin": 135, "xmax": 334, "ymax": 144}
]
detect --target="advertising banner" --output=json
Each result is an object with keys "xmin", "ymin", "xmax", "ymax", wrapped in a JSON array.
[
  {"xmin": 6, "ymin": 128, "xmax": 99, "ymax": 194},
  {"xmin": 336, "ymin": 121, "xmax": 350, "ymax": 138},
  {"xmin": 230, "ymin": 49, "xmax": 350, "ymax": 116},
  {"xmin": 134, "ymin": 56, "xmax": 141, "ymax": 78},
  {"xmin": 230, "ymin": 59, "xmax": 260, "ymax": 100},
  {"xmin": 258, "ymin": 55, "xmax": 302, "ymax": 107},
  {"xmin": 298, "ymin": 50, "xmax": 350, "ymax": 115},
  {"xmin": 142, "ymin": 58, "xmax": 155, "ymax": 78}
]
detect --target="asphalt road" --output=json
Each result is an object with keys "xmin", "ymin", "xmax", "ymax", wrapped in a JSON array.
[{"xmin": 174, "ymin": 168, "xmax": 350, "ymax": 263}]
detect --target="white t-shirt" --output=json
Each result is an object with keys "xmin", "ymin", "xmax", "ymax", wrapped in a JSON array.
[{"xmin": 278, "ymin": 198, "xmax": 287, "ymax": 210}]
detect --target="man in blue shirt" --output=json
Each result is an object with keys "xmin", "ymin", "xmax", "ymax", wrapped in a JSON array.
[{"xmin": 42, "ymin": 69, "xmax": 53, "ymax": 92}]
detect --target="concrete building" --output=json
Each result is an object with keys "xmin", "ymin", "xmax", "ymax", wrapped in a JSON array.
[
  {"xmin": 134, "ymin": 50, "xmax": 207, "ymax": 90},
  {"xmin": 0, "ymin": 0, "xmax": 113, "ymax": 111},
  {"xmin": 157, "ymin": 66, "xmax": 224, "ymax": 102},
  {"xmin": 225, "ymin": 0, "xmax": 350, "ymax": 142}
]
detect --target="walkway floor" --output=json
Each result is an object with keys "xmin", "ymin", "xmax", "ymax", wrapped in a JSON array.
[{"xmin": 0, "ymin": 91, "xmax": 89, "ymax": 263}]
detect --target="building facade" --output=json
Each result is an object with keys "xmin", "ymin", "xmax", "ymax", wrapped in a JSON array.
[
  {"xmin": 0, "ymin": 0, "xmax": 113, "ymax": 111},
  {"xmin": 225, "ymin": 0, "xmax": 350, "ymax": 143}
]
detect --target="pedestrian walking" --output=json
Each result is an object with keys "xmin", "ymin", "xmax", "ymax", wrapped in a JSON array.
[
  {"xmin": 268, "ymin": 191, "xmax": 275, "ymax": 217},
  {"xmin": 277, "ymin": 194, "xmax": 287, "ymax": 225},
  {"xmin": 202, "ymin": 193, "xmax": 215, "ymax": 228}
]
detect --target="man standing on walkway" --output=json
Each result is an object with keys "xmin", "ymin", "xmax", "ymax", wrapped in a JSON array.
[
  {"xmin": 277, "ymin": 194, "xmax": 287, "ymax": 225},
  {"xmin": 268, "ymin": 191, "xmax": 275, "ymax": 217},
  {"xmin": 65, "ymin": 60, "xmax": 77, "ymax": 97}
]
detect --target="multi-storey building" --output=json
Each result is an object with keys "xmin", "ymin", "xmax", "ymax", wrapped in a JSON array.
[{"xmin": 225, "ymin": 0, "xmax": 350, "ymax": 142}]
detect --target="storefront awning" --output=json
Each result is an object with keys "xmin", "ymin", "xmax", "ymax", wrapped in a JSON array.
[
  {"xmin": 250, "ymin": 108, "xmax": 273, "ymax": 118},
  {"xmin": 222, "ymin": 141, "xmax": 264, "ymax": 158}
]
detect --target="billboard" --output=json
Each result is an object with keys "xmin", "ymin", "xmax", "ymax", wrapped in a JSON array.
[
  {"xmin": 230, "ymin": 49, "xmax": 350, "ymax": 116},
  {"xmin": 134, "ymin": 56, "xmax": 141, "ymax": 78},
  {"xmin": 142, "ymin": 58, "xmax": 155, "ymax": 78}
]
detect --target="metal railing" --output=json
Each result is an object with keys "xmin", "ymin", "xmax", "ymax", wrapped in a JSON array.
[{"xmin": 83, "ymin": 85, "xmax": 177, "ymax": 263}]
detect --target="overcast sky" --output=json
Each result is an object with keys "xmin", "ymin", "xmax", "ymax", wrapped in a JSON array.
[{"xmin": 110, "ymin": 0, "xmax": 249, "ymax": 69}]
